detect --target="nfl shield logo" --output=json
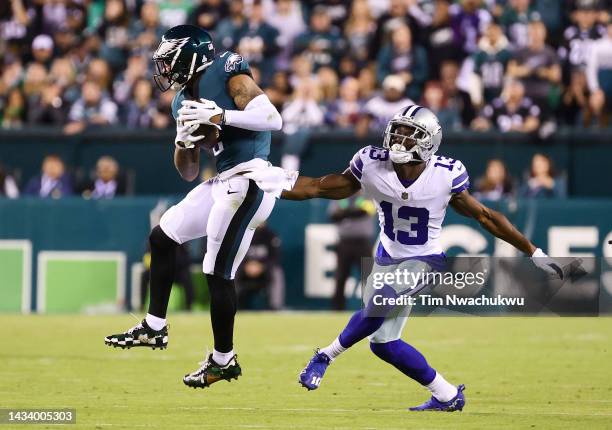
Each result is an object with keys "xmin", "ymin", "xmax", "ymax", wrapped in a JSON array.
[{"xmin": 402, "ymin": 192, "xmax": 409, "ymax": 200}]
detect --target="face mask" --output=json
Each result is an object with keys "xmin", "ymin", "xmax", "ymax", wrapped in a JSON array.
[{"xmin": 389, "ymin": 143, "xmax": 417, "ymax": 164}]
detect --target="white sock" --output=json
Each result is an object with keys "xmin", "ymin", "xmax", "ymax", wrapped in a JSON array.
[
  {"xmin": 319, "ymin": 337, "xmax": 347, "ymax": 360},
  {"xmin": 145, "ymin": 313, "xmax": 166, "ymax": 331},
  {"xmin": 212, "ymin": 349, "xmax": 234, "ymax": 366},
  {"xmin": 426, "ymin": 372, "xmax": 458, "ymax": 402}
]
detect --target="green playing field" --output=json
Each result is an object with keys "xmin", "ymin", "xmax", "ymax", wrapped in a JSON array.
[{"xmin": 1, "ymin": 314, "xmax": 610, "ymax": 429}]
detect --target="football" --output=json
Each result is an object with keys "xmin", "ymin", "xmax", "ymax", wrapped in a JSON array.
[{"xmin": 192, "ymin": 123, "xmax": 220, "ymax": 149}]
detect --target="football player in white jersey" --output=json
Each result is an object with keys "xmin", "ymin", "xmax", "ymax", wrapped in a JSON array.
[{"xmin": 277, "ymin": 105, "xmax": 573, "ymax": 411}]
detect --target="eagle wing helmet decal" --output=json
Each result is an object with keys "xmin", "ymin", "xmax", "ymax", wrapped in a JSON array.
[{"xmin": 155, "ymin": 36, "xmax": 191, "ymax": 60}]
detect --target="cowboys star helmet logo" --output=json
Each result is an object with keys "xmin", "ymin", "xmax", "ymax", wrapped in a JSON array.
[
  {"xmin": 156, "ymin": 36, "xmax": 191, "ymax": 58},
  {"xmin": 224, "ymin": 53, "xmax": 243, "ymax": 73}
]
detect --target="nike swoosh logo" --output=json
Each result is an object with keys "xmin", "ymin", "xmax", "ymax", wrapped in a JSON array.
[
  {"xmin": 220, "ymin": 52, "xmax": 228, "ymax": 57},
  {"xmin": 227, "ymin": 190, "xmax": 239, "ymax": 195}
]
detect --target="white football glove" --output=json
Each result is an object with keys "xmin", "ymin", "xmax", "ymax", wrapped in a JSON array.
[
  {"xmin": 243, "ymin": 166, "xmax": 299, "ymax": 198},
  {"xmin": 177, "ymin": 98, "xmax": 223, "ymax": 130},
  {"xmin": 531, "ymin": 248, "xmax": 566, "ymax": 279},
  {"xmin": 175, "ymin": 121, "xmax": 204, "ymax": 149}
]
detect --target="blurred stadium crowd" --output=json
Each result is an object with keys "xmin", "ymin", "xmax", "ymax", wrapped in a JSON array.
[
  {"xmin": 1, "ymin": 0, "xmax": 612, "ymax": 133},
  {"xmin": 0, "ymin": 0, "xmax": 611, "ymax": 200},
  {"xmin": 2, "ymin": 0, "xmax": 605, "ymax": 311}
]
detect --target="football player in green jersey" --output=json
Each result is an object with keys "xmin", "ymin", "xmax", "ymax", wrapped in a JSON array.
[{"xmin": 105, "ymin": 25, "xmax": 284, "ymax": 390}]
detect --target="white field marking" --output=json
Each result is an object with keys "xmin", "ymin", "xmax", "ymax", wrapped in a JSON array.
[
  {"xmin": 95, "ymin": 424, "xmax": 404, "ymax": 430},
  {"xmin": 0, "ymin": 239, "xmax": 32, "ymax": 313},
  {"xmin": 526, "ymin": 333, "xmax": 609, "ymax": 343},
  {"xmin": 174, "ymin": 406, "xmax": 612, "ymax": 417},
  {"xmin": 105, "ymin": 355, "xmax": 180, "ymax": 361},
  {"xmin": 468, "ymin": 397, "xmax": 612, "ymax": 404},
  {"xmin": 569, "ymin": 400, "xmax": 612, "ymax": 403},
  {"xmin": 468, "ymin": 411, "xmax": 612, "ymax": 417},
  {"xmin": 414, "ymin": 338, "xmax": 468, "ymax": 346},
  {"xmin": 112, "ymin": 398, "xmax": 612, "ymax": 404},
  {"xmin": 265, "ymin": 345, "xmax": 316, "ymax": 353}
]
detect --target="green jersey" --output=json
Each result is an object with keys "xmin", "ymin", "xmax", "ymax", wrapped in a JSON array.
[
  {"xmin": 171, "ymin": 51, "xmax": 270, "ymax": 173},
  {"xmin": 473, "ymin": 48, "xmax": 512, "ymax": 102}
]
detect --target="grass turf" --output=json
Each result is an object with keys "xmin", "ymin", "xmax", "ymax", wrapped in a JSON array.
[{"xmin": 1, "ymin": 314, "xmax": 611, "ymax": 429}]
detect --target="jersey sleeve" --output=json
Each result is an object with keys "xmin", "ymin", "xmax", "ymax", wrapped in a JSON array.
[
  {"xmin": 450, "ymin": 160, "xmax": 470, "ymax": 194},
  {"xmin": 222, "ymin": 52, "xmax": 252, "ymax": 80},
  {"xmin": 348, "ymin": 148, "xmax": 366, "ymax": 182}
]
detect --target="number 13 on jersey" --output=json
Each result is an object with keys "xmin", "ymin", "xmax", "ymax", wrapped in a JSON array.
[{"xmin": 380, "ymin": 201, "xmax": 429, "ymax": 245}]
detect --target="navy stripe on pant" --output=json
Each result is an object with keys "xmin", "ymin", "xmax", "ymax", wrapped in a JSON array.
[{"xmin": 213, "ymin": 180, "xmax": 264, "ymax": 279}]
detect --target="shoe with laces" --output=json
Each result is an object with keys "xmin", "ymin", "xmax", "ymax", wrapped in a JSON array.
[
  {"xmin": 183, "ymin": 354, "xmax": 242, "ymax": 389},
  {"xmin": 298, "ymin": 349, "xmax": 332, "ymax": 391},
  {"xmin": 104, "ymin": 319, "xmax": 168, "ymax": 350},
  {"xmin": 408, "ymin": 384, "xmax": 466, "ymax": 412}
]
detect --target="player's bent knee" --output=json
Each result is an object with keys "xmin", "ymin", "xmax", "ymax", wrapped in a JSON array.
[
  {"xmin": 369, "ymin": 340, "xmax": 394, "ymax": 360},
  {"xmin": 202, "ymin": 255, "xmax": 236, "ymax": 281},
  {"xmin": 204, "ymin": 268, "xmax": 234, "ymax": 281},
  {"xmin": 206, "ymin": 274, "xmax": 235, "ymax": 301},
  {"xmin": 149, "ymin": 225, "xmax": 177, "ymax": 251},
  {"xmin": 158, "ymin": 205, "xmax": 187, "ymax": 244},
  {"xmin": 368, "ymin": 330, "xmax": 402, "ymax": 345}
]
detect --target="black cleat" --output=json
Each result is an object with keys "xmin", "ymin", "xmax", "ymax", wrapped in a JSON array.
[
  {"xmin": 183, "ymin": 354, "xmax": 242, "ymax": 389},
  {"xmin": 104, "ymin": 319, "xmax": 168, "ymax": 350}
]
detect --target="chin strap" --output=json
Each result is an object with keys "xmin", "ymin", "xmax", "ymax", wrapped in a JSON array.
[{"xmin": 389, "ymin": 144, "xmax": 416, "ymax": 164}]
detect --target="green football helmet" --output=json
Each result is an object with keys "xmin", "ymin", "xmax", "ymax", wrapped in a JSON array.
[{"xmin": 153, "ymin": 25, "xmax": 215, "ymax": 91}]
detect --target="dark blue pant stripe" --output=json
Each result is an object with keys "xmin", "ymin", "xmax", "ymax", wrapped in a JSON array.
[
  {"xmin": 223, "ymin": 188, "xmax": 264, "ymax": 278},
  {"xmin": 213, "ymin": 180, "xmax": 263, "ymax": 279}
]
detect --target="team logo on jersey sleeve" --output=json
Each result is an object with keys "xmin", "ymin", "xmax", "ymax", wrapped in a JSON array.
[{"xmin": 224, "ymin": 53, "xmax": 243, "ymax": 72}]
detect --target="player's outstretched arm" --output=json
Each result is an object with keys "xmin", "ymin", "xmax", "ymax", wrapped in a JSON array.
[
  {"xmin": 282, "ymin": 169, "xmax": 361, "ymax": 201},
  {"xmin": 450, "ymin": 189, "xmax": 585, "ymax": 280},
  {"xmin": 450, "ymin": 190, "xmax": 536, "ymax": 255}
]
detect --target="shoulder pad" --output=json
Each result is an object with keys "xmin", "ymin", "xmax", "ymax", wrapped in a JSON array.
[{"xmin": 433, "ymin": 155, "xmax": 469, "ymax": 194}]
